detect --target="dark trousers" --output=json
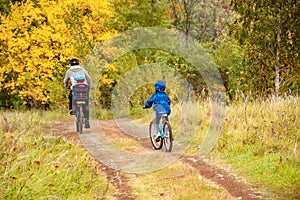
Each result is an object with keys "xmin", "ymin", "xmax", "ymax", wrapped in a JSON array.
[
  {"xmin": 68, "ymin": 90, "xmax": 72, "ymax": 110},
  {"xmin": 69, "ymin": 90, "xmax": 89, "ymax": 121}
]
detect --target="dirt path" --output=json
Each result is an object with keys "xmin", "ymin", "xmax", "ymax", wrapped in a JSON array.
[
  {"xmin": 49, "ymin": 121, "xmax": 135, "ymax": 200},
  {"xmin": 49, "ymin": 119, "xmax": 266, "ymax": 200}
]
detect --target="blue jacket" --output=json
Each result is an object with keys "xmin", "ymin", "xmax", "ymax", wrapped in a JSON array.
[{"xmin": 144, "ymin": 80, "xmax": 171, "ymax": 116}]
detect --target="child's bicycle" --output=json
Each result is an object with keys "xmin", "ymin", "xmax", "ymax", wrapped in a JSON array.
[
  {"xmin": 149, "ymin": 113, "xmax": 173, "ymax": 152},
  {"xmin": 72, "ymin": 82, "xmax": 89, "ymax": 134}
]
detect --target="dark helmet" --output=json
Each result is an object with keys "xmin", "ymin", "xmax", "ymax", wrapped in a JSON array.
[{"xmin": 69, "ymin": 58, "xmax": 79, "ymax": 66}]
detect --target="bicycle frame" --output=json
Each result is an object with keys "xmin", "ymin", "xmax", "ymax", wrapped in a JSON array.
[
  {"xmin": 149, "ymin": 112, "xmax": 173, "ymax": 152},
  {"xmin": 158, "ymin": 114, "xmax": 168, "ymax": 138}
]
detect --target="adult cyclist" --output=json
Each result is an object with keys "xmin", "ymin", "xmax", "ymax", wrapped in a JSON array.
[{"xmin": 64, "ymin": 58, "xmax": 92, "ymax": 128}]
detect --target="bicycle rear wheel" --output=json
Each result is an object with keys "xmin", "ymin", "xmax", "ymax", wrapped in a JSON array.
[
  {"xmin": 76, "ymin": 106, "xmax": 84, "ymax": 134},
  {"xmin": 163, "ymin": 121, "xmax": 173, "ymax": 152},
  {"xmin": 149, "ymin": 120, "xmax": 163, "ymax": 150}
]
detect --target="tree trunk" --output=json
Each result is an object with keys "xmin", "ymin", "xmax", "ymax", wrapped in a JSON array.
[
  {"xmin": 274, "ymin": 32, "xmax": 280, "ymax": 98},
  {"xmin": 274, "ymin": 64, "xmax": 280, "ymax": 98},
  {"xmin": 187, "ymin": 81, "xmax": 194, "ymax": 101}
]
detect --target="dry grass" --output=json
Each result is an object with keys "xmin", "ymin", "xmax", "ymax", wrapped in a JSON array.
[
  {"xmin": 212, "ymin": 96, "xmax": 300, "ymax": 199},
  {"xmin": 127, "ymin": 161, "xmax": 235, "ymax": 200},
  {"xmin": 136, "ymin": 96, "xmax": 299, "ymax": 199},
  {"xmin": 0, "ymin": 110, "xmax": 114, "ymax": 199}
]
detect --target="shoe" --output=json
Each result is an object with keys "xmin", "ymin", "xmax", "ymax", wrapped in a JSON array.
[
  {"xmin": 155, "ymin": 136, "xmax": 161, "ymax": 142},
  {"xmin": 85, "ymin": 121, "xmax": 90, "ymax": 128},
  {"xmin": 70, "ymin": 110, "xmax": 74, "ymax": 115}
]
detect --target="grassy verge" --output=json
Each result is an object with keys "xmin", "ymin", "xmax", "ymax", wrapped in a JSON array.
[
  {"xmin": 180, "ymin": 97, "xmax": 299, "ymax": 200},
  {"xmin": 0, "ymin": 110, "xmax": 114, "ymax": 199},
  {"xmin": 212, "ymin": 97, "xmax": 300, "ymax": 199}
]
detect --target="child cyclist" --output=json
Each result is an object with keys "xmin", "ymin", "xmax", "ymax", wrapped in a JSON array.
[{"xmin": 143, "ymin": 80, "xmax": 171, "ymax": 139}]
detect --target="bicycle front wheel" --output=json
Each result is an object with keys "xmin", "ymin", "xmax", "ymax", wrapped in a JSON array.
[
  {"xmin": 163, "ymin": 121, "xmax": 173, "ymax": 152},
  {"xmin": 149, "ymin": 120, "xmax": 163, "ymax": 150}
]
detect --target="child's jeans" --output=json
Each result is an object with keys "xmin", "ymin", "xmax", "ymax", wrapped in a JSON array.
[{"xmin": 155, "ymin": 111, "xmax": 169, "ymax": 135}]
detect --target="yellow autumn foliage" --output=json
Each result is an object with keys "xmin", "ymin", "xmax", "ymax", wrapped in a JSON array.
[{"xmin": 0, "ymin": 0, "xmax": 114, "ymax": 108}]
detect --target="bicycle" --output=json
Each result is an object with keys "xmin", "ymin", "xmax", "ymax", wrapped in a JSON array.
[
  {"xmin": 72, "ymin": 82, "xmax": 89, "ymax": 134},
  {"xmin": 149, "ymin": 113, "xmax": 173, "ymax": 152}
]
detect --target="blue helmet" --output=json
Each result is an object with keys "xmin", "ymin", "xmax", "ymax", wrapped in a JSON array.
[{"xmin": 155, "ymin": 80, "xmax": 166, "ymax": 92}]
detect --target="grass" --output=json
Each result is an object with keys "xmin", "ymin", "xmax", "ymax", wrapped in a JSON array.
[
  {"xmin": 127, "ymin": 161, "xmax": 235, "ymax": 200},
  {"xmin": 217, "ymin": 145, "xmax": 299, "ymax": 197},
  {"xmin": 210, "ymin": 97, "xmax": 300, "ymax": 200},
  {"xmin": 133, "ymin": 96, "xmax": 299, "ymax": 200},
  {"xmin": 160, "ymin": 100, "xmax": 212, "ymax": 155},
  {"xmin": 1, "ymin": 96, "xmax": 298, "ymax": 199},
  {"xmin": 108, "ymin": 137, "xmax": 140, "ymax": 151},
  {"xmin": 0, "ymin": 110, "xmax": 114, "ymax": 199},
  {"xmin": 95, "ymin": 108, "xmax": 114, "ymax": 120}
]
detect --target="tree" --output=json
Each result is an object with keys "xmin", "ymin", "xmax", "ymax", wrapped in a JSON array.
[
  {"xmin": 0, "ymin": 0, "xmax": 24, "ymax": 15},
  {"xmin": 169, "ymin": 0, "xmax": 232, "ymax": 42},
  {"xmin": 0, "ymin": 0, "xmax": 114, "ymax": 108},
  {"xmin": 63, "ymin": 0, "xmax": 114, "ymax": 58},
  {"xmin": 230, "ymin": 0, "xmax": 300, "ymax": 97},
  {"xmin": 212, "ymin": 34, "xmax": 245, "ymax": 102},
  {"xmin": 110, "ymin": 0, "xmax": 170, "ymax": 31},
  {"xmin": 93, "ymin": 0, "xmax": 172, "ymax": 108},
  {"xmin": 168, "ymin": 0, "xmax": 232, "ymax": 101}
]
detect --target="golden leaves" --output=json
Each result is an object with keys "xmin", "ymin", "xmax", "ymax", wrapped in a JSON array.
[{"xmin": 0, "ymin": 0, "xmax": 114, "ymax": 108}]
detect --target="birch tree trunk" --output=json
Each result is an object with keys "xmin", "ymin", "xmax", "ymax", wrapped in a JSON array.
[
  {"xmin": 274, "ymin": 53, "xmax": 280, "ymax": 98},
  {"xmin": 188, "ymin": 82, "xmax": 194, "ymax": 101},
  {"xmin": 274, "ymin": 13, "xmax": 281, "ymax": 98}
]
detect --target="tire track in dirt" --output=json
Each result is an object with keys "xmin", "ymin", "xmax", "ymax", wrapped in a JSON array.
[
  {"xmin": 181, "ymin": 156, "xmax": 264, "ymax": 200},
  {"xmin": 49, "ymin": 121, "xmax": 135, "ymax": 200},
  {"xmin": 97, "ymin": 119, "xmax": 266, "ymax": 200},
  {"xmin": 49, "ymin": 119, "xmax": 267, "ymax": 200}
]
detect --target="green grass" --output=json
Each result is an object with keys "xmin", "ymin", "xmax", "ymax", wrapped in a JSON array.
[
  {"xmin": 211, "ymin": 97, "xmax": 300, "ymax": 200},
  {"xmin": 95, "ymin": 108, "xmax": 114, "ymax": 120},
  {"xmin": 0, "ymin": 110, "xmax": 114, "ymax": 199},
  {"xmin": 218, "ymin": 145, "xmax": 300, "ymax": 197}
]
